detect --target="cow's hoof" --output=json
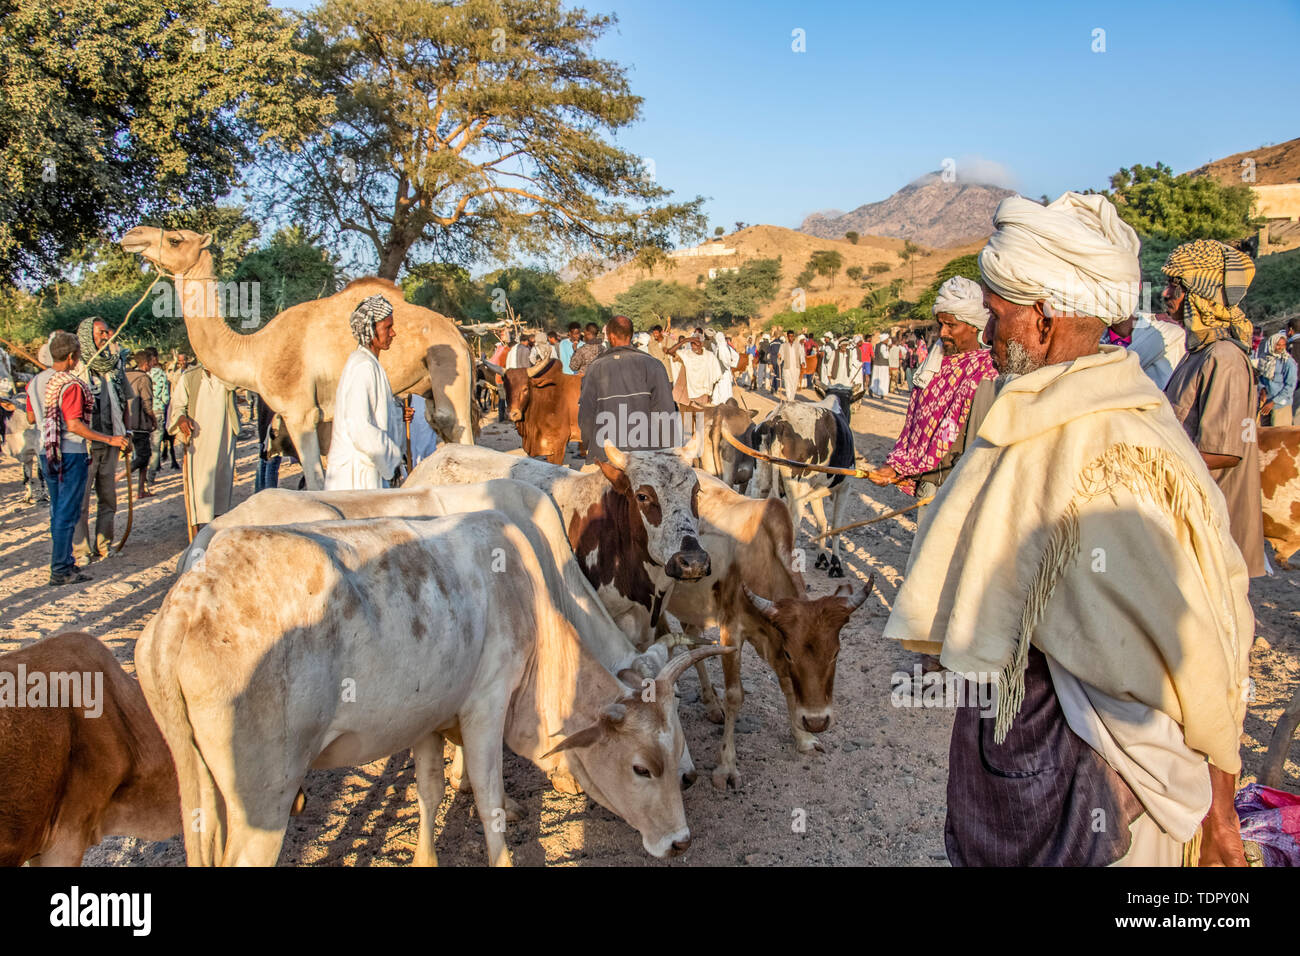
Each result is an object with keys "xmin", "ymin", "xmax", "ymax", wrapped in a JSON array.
[
  {"xmin": 814, "ymin": 553, "xmax": 828, "ymax": 570},
  {"xmin": 827, "ymin": 557, "xmax": 844, "ymax": 578},
  {"xmin": 704, "ymin": 705, "xmax": 725, "ymax": 725},
  {"xmin": 712, "ymin": 766, "xmax": 743, "ymax": 791},
  {"xmin": 796, "ymin": 735, "xmax": 825, "ymax": 754}
]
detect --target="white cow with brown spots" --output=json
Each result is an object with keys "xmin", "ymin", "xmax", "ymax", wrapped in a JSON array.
[{"xmin": 139, "ymin": 510, "xmax": 730, "ymax": 866}]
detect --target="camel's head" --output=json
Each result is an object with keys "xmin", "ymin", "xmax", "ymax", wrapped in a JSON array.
[{"xmin": 120, "ymin": 226, "xmax": 213, "ymax": 277}]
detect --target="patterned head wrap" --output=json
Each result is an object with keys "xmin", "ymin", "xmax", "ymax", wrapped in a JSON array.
[
  {"xmin": 1162, "ymin": 239, "xmax": 1255, "ymax": 352},
  {"xmin": 349, "ymin": 295, "xmax": 394, "ymax": 346},
  {"xmin": 76, "ymin": 316, "xmax": 127, "ymax": 421}
]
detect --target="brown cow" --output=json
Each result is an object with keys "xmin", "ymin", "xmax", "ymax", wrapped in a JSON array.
[
  {"xmin": 503, "ymin": 348, "xmax": 581, "ymax": 464},
  {"xmin": 662, "ymin": 471, "xmax": 872, "ymax": 789},
  {"xmin": 0, "ymin": 632, "xmax": 180, "ymax": 866},
  {"xmin": 692, "ymin": 398, "xmax": 758, "ymax": 492},
  {"xmin": 1260, "ymin": 426, "xmax": 1300, "ymax": 569}
]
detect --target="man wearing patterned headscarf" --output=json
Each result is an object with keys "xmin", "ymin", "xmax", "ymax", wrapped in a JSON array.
[
  {"xmin": 868, "ymin": 275, "xmax": 997, "ymax": 496},
  {"xmin": 1162, "ymin": 240, "xmax": 1267, "ymax": 577},
  {"xmin": 884, "ymin": 194, "xmax": 1252, "ymax": 868},
  {"xmin": 326, "ymin": 294, "xmax": 414, "ymax": 489}
]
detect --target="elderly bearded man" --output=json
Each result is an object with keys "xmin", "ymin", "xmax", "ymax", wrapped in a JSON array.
[
  {"xmin": 324, "ymin": 295, "xmax": 415, "ymax": 490},
  {"xmin": 884, "ymin": 192, "xmax": 1252, "ymax": 867},
  {"xmin": 868, "ymin": 276, "xmax": 997, "ymax": 497}
]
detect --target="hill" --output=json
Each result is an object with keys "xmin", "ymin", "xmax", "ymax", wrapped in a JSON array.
[
  {"xmin": 587, "ymin": 223, "xmax": 983, "ymax": 325},
  {"xmin": 799, "ymin": 175, "xmax": 1014, "ymax": 248},
  {"xmin": 1188, "ymin": 137, "xmax": 1300, "ymax": 186}
]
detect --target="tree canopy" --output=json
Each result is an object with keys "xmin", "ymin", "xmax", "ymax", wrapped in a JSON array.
[
  {"xmin": 1104, "ymin": 163, "xmax": 1260, "ymax": 241},
  {"xmin": 0, "ymin": 0, "xmax": 330, "ymax": 286},
  {"xmin": 703, "ymin": 258, "xmax": 781, "ymax": 321},
  {"xmin": 613, "ymin": 279, "xmax": 703, "ymax": 327},
  {"xmin": 258, "ymin": 0, "xmax": 706, "ymax": 279}
]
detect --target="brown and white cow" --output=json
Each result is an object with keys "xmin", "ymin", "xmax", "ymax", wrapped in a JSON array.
[
  {"xmin": 1261, "ymin": 426, "xmax": 1300, "ymax": 568},
  {"xmin": 139, "ymin": 511, "xmax": 730, "ymax": 865},
  {"xmin": 502, "ymin": 347, "xmax": 582, "ymax": 464},
  {"xmin": 663, "ymin": 472, "xmax": 872, "ymax": 789},
  {"xmin": 0, "ymin": 632, "xmax": 180, "ymax": 866},
  {"xmin": 408, "ymin": 439, "xmax": 711, "ymax": 644}
]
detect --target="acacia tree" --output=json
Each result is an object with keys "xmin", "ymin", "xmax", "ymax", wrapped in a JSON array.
[
  {"xmin": 260, "ymin": 0, "xmax": 706, "ymax": 279},
  {"xmin": 0, "ymin": 0, "xmax": 330, "ymax": 286}
]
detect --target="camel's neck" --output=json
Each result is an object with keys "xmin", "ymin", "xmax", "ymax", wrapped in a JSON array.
[{"xmin": 173, "ymin": 251, "xmax": 259, "ymax": 389}]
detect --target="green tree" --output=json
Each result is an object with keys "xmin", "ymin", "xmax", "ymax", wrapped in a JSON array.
[
  {"xmin": 845, "ymin": 231, "xmax": 859, "ymax": 244},
  {"xmin": 704, "ymin": 258, "xmax": 781, "ymax": 321},
  {"xmin": 714, "ymin": 226, "xmax": 725, "ymax": 237},
  {"xmin": 845, "ymin": 265, "xmax": 864, "ymax": 283},
  {"xmin": 613, "ymin": 279, "xmax": 703, "ymax": 327},
  {"xmin": 1105, "ymin": 163, "xmax": 1260, "ymax": 240},
  {"xmin": 261, "ymin": 0, "xmax": 706, "ymax": 279},
  {"xmin": 868, "ymin": 262, "xmax": 891, "ymax": 276},
  {"xmin": 0, "ymin": 0, "xmax": 330, "ymax": 286},
  {"xmin": 899, "ymin": 240, "xmax": 921, "ymax": 284},
  {"xmin": 808, "ymin": 249, "xmax": 844, "ymax": 287},
  {"xmin": 234, "ymin": 225, "xmax": 340, "ymax": 317}
]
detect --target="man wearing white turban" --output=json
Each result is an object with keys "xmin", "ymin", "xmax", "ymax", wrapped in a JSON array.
[
  {"xmin": 884, "ymin": 193, "xmax": 1252, "ymax": 867},
  {"xmin": 868, "ymin": 275, "xmax": 997, "ymax": 496},
  {"xmin": 325, "ymin": 295, "xmax": 415, "ymax": 489}
]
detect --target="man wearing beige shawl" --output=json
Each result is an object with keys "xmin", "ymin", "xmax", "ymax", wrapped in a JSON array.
[{"xmin": 884, "ymin": 192, "xmax": 1252, "ymax": 867}]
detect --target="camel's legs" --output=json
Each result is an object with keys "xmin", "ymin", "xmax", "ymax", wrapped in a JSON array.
[{"xmin": 289, "ymin": 416, "xmax": 325, "ymax": 490}]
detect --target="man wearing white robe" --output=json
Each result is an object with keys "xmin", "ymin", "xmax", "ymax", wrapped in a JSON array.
[
  {"xmin": 777, "ymin": 330, "xmax": 802, "ymax": 401},
  {"xmin": 824, "ymin": 337, "xmax": 863, "ymax": 389},
  {"xmin": 325, "ymin": 295, "xmax": 414, "ymax": 490},
  {"xmin": 884, "ymin": 192, "xmax": 1251, "ymax": 867},
  {"xmin": 709, "ymin": 330, "xmax": 738, "ymax": 404},
  {"xmin": 168, "ymin": 364, "xmax": 238, "ymax": 528}
]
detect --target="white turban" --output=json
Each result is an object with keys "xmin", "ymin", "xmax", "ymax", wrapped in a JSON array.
[
  {"xmin": 932, "ymin": 275, "xmax": 990, "ymax": 330},
  {"xmin": 978, "ymin": 191, "xmax": 1141, "ymax": 325}
]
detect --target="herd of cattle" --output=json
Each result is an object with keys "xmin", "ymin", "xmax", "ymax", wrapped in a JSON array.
[{"xmin": 4, "ymin": 374, "xmax": 1300, "ymax": 866}]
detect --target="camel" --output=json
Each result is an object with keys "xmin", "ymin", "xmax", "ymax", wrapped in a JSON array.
[{"xmin": 119, "ymin": 226, "xmax": 475, "ymax": 489}]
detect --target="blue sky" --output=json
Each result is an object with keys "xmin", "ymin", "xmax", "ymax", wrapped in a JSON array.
[{"xmin": 276, "ymin": 0, "xmax": 1299, "ymax": 236}]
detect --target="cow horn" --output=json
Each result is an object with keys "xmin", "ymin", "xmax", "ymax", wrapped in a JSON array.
[
  {"xmin": 527, "ymin": 342, "xmax": 554, "ymax": 377},
  {"xmin": 654, "ymin": 644, "xmax": 735, "ymax": 695},
  {"xmin": 843, "ymin": 573, "xmax": 875, "ymax": 610},
  {"xmin": 603, "ymin": 441, "xmax": 628, "ymax": 471},
  {"xmin": 742, "ymin": 584, "xmax": 781, "ymax": 620}
]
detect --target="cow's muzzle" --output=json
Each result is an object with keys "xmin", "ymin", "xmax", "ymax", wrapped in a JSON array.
[
  {"xmin": 508, "ymin": 409, "xmax": 523, "ymax": 422},
  {"xmin": 665, "ymin": 538, "xmax": 710, "ymax": 580},
  {"xmin": 802, "ymin": 713, "xmax": 831, "ymax": 734}
]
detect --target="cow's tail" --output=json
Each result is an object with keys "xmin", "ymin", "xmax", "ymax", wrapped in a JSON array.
[{"xmin": 135, "ymin": 614, "xmax": 226, "ymax": 867}]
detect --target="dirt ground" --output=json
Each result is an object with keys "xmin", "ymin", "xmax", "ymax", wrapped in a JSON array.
[{"xmin": 1, "ymin": 383, "xmax": 1297, "ymax": 867}]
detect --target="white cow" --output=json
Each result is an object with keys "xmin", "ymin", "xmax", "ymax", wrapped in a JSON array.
[
  {"xmin": 139, "ymin": 510, "xmax": 729, "ymax": 866},
  {"xmin": 0, "ymin": 392, "xmax": 43, "ymax": 504},
  {"xmin": 177, "ymin": 479, "xmax": 704, "ymax": 787}
]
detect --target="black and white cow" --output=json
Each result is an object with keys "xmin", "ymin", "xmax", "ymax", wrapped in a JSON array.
[{"xmin": 752, "ymin": 387, "xmax": 856, "ymax": 577}]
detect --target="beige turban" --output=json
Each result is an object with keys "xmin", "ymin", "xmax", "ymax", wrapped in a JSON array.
[
  {"xmin": 978, "ymin": 191, "xmax": 1140, "ymax": 325},
  {"xmin": 932, "ymin": 275, "xmax": 990, "ymax": 330}
]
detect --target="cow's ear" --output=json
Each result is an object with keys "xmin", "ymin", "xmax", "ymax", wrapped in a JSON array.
[
  {"xmin": 747, "ymin": 409, "xmax": 758, "ymax": 419},
  {"xmin": 542, "ymin": 722, "xmax": 606, "ymax": 757},
  {"xmin": 598, "ymin": 457, "xmax": 631, "ymax": 492}
]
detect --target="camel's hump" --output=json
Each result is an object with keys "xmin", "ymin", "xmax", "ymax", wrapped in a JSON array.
[{"xmin": 341, "ymin": 276, "xmax": 402, "ymax": 293}]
